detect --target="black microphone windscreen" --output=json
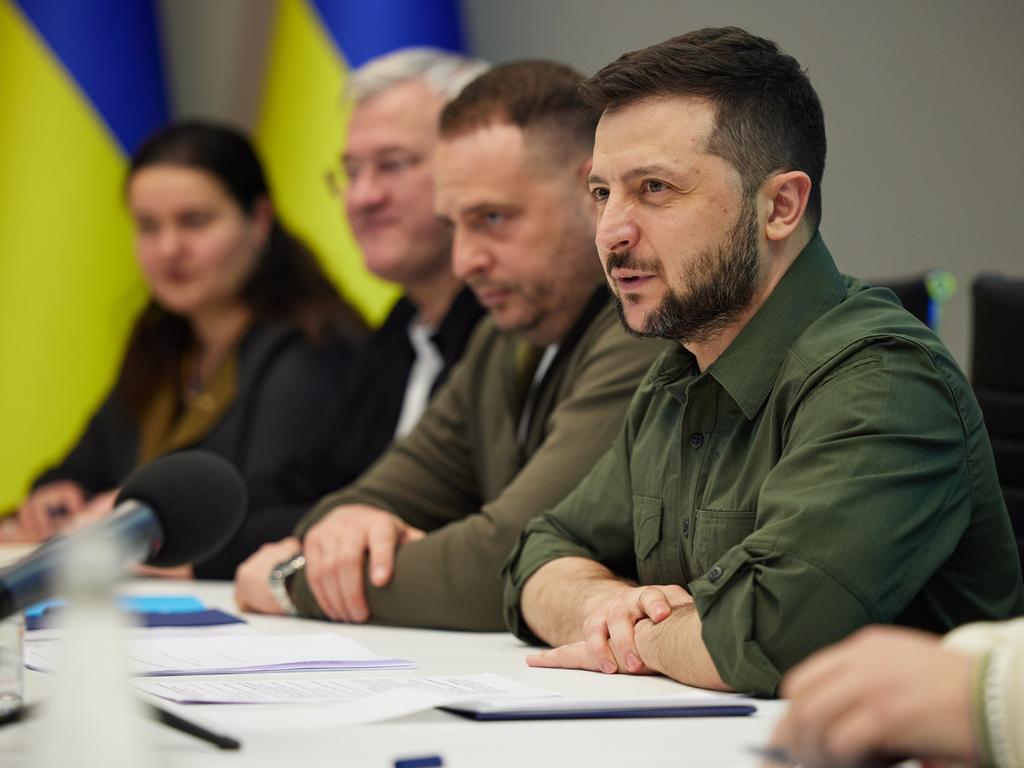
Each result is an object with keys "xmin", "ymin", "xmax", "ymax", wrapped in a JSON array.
[{"xmin": 116, "ymin": 450, "xmax": 246, "ymax": 567}]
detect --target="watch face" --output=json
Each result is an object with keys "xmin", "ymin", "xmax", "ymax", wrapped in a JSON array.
[{"xmin": 269, "ymin": 560, "xmax": 299, "ymax": 615}]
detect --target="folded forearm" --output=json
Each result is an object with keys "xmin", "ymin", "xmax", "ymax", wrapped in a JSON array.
[
  {"xmin": 635, "ymin": 605, "xmax": 730, "ymax": 691},
  {"xmin": 521, "ymin": 557, "xmax": 632, "ymax": 646}
]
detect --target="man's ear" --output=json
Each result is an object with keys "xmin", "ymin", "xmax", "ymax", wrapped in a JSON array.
[
  {"xmin": 763, "ymin": 171, "xmax": 811, "ymax": 241},
  {"xmin": 578, "ymin": 156, "xmax": 593, "ymax": 182}
]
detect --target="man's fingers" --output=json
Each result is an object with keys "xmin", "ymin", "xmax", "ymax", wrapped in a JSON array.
[
  {"xmin": 402, "ymin": 526, "xmax": 426, "ymax": 544},
  {"xmin": 821, "ymin": 702, "xmax": 888, "ymax": 768},
  {"xmin": 305, "ymin": 536, "xmax": 349, "ymax": 621},
  {"xmin": 638, "ymin": 586, "xmax": 672, "ymax": 623},
  {"xmin": 780, "ymin": 638, "xmax": 855, "ymax": 699},
  {"xmin": 335, "ymin": 538, "xmax": 369, "ymax": 623},
  {"xmin": 366, "ymin": 520, "xmax": 400, "ymax": 587},
  {"xmin": 786, "ymin": 666, "xmax": 863, "ymax": 768},
  {"xmin": 607, "ymin": 611, "xmax": 645, "ymax": 673},
  {"xmin": 526, "ymin": 641, "xmax": 601, "ymax": 672},
  {"xmin": 581, "ymin": 614, "xmax": 618, "ymax": 674}
]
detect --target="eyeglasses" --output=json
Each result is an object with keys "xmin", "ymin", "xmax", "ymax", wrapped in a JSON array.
[{"xmin": 325, "ymin": 151, "xmax": 424, "ymax": 196}]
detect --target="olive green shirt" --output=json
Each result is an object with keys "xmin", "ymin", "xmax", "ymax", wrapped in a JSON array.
[
  {"xmin": 291, "ymin": 289, "xmax": 668, "ymax": 630},
  {"xmin": 503, "ymin": 234, "xmax": 1024, "ymax": 695}
]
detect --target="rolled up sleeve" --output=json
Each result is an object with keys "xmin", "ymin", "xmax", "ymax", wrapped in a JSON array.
[
  {"xmin": 693, "ymin": 348, "xmax": 974, "ymax": 695},
  {"xmin": 502, "ymin": 398, "xmax": 645, "ymax": 641}
]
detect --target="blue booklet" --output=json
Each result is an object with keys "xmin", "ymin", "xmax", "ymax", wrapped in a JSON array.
[
  {"xmin": 442, "ymin": 693, "xmax": 756, "ymax": 721},
  {"xmin": 25, "ymin": 595, "xmax": 245, "ymax": 630}
]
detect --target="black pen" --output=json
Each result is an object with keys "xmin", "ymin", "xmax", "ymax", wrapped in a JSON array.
[
  {"xmin": 0, "ymin": 700, "xmax": 240, "ymax": 750},
  {"xmin": 0, "ymin": 702, "xmax": 34, "ymax": 729},
  {"xmin": 145, "ymin": 702, "xmax": 241, "ymax": 750}
]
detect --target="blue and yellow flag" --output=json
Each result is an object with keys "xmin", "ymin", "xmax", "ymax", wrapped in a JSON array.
[
  {"xmin": 0, "ymin": 0, "xmax": 169, "ymax": 509},
  {"xmin": 257, "ymin": 0, "xmax": 466, "ymax": 326}
]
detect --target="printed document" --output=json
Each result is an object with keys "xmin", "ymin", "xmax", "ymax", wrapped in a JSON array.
[
  {"xmin": 134, "ymin": 673, "xmax": 558, "ymax": 728},
  {"xmin": 25, "ymin": 632, "xmax": 413, "ymax": 676}
]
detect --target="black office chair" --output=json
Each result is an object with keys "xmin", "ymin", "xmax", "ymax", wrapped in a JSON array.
[
  {"xmin": 972, "ymin": 274, "xmax": 1024, "ymax": 572},
  {"xmin": 873, "ymin": 270, "xmax": 956, "ymax": 330}
]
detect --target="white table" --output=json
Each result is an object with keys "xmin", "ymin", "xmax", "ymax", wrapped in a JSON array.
[{"xmin": 0, "ymin": 575, "xmax": 786, "ymax": 767}]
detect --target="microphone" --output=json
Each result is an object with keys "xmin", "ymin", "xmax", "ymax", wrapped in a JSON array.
[{"xmin": 0, "ymin": 450, "xmax": 246, "ymax": 619}]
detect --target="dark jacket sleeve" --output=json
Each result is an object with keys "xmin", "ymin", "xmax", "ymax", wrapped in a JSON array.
[
  {"xmin": 290, "ymin": 321, "xmax": 665, "ymax": 629},
  {"xmin": 33, "ymin": 390, "xmax": 137, "ymax": 496},
  {"xmin": 193, "ymin": 335, "xmax": 352, "ymax": 579}
]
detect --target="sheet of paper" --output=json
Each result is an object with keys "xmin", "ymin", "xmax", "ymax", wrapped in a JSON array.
[
  {"xmin": 25, "ymin": 632, "xmax": 413, "ymax": 676},
  {"xmin": 135, "ymin": 672, "xmax": 555, "ymax": 704},
  {"xmin": 134, "ymin": 673, "xmax": 559, "ymax": 729}
]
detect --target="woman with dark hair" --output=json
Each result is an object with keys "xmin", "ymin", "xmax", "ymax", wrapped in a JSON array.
[{"xmin": 10, "ymin": 121, "xmax": 366, "ymax": 578}]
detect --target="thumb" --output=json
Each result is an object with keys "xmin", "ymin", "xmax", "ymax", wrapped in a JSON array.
[{"xmin": 402, "ymin": 525, "xmax": 427, "ymax": 544}]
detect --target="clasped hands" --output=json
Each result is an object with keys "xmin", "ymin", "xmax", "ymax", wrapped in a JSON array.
[
  {"xmin": 527, "ymin": 583, "xmax": 693, "ymax": 675},
  {"xmin": 15, "ymin": 481, "xmax": 119, "ymax": 541},
  {"xmin": 234, "ymin": 504, "xmax": 424, "ymax": 621}
]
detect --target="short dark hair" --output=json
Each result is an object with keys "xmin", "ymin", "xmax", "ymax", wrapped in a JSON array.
[
  {"xmin": 439, "ymin": 60, "xmax": 597, "ymax": 164},
  {"xmin": 579, "ymin": 27, "xmax": 826, "ymax": 229}
]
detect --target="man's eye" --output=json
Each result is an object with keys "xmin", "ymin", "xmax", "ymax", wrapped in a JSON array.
[
  {"xmin": 590, "ymin": 187, "xmax": 609, "ymax": 202},
  {"xmin": 378, "ymin": 154, "xmax": 419, "ymax": 175},
  {"xmin": 484, "ymin": 211, "xmax": 505, "ymax": 224},
  {"xmin": 643, "ymin": 180, "xmax": 668, "ymax": 194}
]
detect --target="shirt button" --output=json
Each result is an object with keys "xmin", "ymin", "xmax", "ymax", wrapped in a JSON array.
[
  {"xmin": 707, "ymin": 565, "xmax": 723, "ymax": 583},
  {"xmin": 682, "ymin": 519, "xmax": 690, "ymax": 537},
  {"xmin": 689, "ymin": 432, "xmax": 704, "ymax": 449}
]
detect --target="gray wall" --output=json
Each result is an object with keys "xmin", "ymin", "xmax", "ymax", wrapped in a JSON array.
[{"xmin": 160, "ymin": 0, "xmax": 1024, "ymax": 366}]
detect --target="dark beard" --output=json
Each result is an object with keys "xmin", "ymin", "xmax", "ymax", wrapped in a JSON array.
[{"xmin": 608, "ymin": 198, "xmax": 761, "ymax": 344}]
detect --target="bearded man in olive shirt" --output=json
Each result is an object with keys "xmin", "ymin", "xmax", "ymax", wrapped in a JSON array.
[
  {"xmin": 235, "ymin": 61, "xmax": 666, "ymax": 629},
  {"xmin": 504, "ymin": 27, "xmax": 1024, "ymax": 695}
]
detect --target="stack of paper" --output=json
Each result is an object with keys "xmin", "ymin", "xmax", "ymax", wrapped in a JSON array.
[
  {"xmin": 26, "ymin": 632, "xmax": 413, "ymax": 676},
  {"xmin": 134, "ymin": 674, "xmax": 560, "ymax": 729}
]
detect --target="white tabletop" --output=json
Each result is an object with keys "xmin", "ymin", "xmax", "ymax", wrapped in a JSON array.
[{"xmin": 0, "ymin": 574, "xmax": 786, "ymax": 767}]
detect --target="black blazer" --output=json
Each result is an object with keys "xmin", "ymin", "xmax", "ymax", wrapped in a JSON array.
[
  {"xmin": 250, "ymin": 288, "xmax": 485, "ymax": 542},
  {"xmin": 35, "ymin": 322, "xmax": 354, "ymax": 578}
]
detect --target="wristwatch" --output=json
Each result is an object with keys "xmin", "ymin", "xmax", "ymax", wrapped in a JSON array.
[{"xmin": 268, "ymin": 553, "xmax": 306, "ymax": 615}]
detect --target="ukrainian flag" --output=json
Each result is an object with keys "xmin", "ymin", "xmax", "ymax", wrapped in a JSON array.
[
  {"xmin": 0, "ymin": 1, "xmax": 169, "ymax": 509},
  {"xmin": 257, "ymin": 0, "xmax": 466, "ymax": 326}
]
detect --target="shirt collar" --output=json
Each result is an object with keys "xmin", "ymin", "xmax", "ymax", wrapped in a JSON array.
[
  {"xmin": 709, "ymin": 232, "xmax": 845, "ymax": 419},
  {"xmin": 650, "ymin": 233, "xmax": 846, "ymax": 420},
  {"xmin": 432, "ymin": 286, "xmax": 484, "ymax": 357}
]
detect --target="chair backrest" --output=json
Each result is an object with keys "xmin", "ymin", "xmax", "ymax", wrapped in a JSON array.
[
  {"xmin": 873, "ymin": 275, "xmax": 931, "ymax": 326},
  {"xmin": 972, "ymin": 274, "xmax": 1024, "ymax": 574}
]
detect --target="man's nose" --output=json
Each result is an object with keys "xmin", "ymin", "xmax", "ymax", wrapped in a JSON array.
[
  {"xmin": 595, "ymin": 194, "xmax": 640, "ymax": 255},
  {"xmin": 346, "ymin": 170, "xmax": 388, "ymax": 212},
  {"xmin": 451, "ymin": 228, "xmax": 491, "ymax": 281}
]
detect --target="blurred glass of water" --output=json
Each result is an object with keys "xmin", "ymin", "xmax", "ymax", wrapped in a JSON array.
[{"xmin": 0, "ymin": 613, "xmax": 24, "ymax": 715}]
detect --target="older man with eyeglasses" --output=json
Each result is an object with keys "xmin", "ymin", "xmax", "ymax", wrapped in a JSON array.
[{"xmin": 223, "ymin": 49, "xmax": 488, "ymax": 581}]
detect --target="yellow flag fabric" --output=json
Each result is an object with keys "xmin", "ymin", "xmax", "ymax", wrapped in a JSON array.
[
  {"xmin": 0, "ymin": 0, "xmax": 167, "ymax": 510},
  {"xmin": 257, "ymin": 0, "xmax": 399, "ymax": 326},
  {"xmin": 256, "ymin": 0, "xmax": 468, "ymax": 325}
]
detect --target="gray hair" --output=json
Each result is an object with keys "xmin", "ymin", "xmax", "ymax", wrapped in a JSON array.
[{"xmin": 345, "ymin": 47, "xmax": 490, "ymax": 105}]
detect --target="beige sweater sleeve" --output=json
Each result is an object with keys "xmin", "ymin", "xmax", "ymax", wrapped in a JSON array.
[{"xmin": 944, "ymin": 619, "xmax": 1024, "ymax": 767}]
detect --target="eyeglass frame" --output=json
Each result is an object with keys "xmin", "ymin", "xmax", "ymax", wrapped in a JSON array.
[{"xmin": 325, "ymin": 150, "xmax": 425, "ymax": 197}]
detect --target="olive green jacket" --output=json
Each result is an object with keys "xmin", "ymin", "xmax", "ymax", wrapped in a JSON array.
[
  {"xmin": 291, "ymin": 288, "xmax": 668, "ymax": 630},
  {"xmin": 504, "ymin": 234, "xmax": 1024, "ymax": 695}
]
